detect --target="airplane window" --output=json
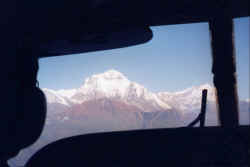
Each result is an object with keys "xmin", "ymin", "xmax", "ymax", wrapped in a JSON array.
[
  {"xmin": 9, "ymin": 19, "xmax": 249, "ymax": 166},
  {"xmin": 234, "ymin": 17, "xmax": 250, "ymax": 125}
]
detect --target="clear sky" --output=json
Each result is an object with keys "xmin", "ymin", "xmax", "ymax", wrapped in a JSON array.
[{"xmin": 38, "ymin": 17, "xmax": 249, "ymax": 100}]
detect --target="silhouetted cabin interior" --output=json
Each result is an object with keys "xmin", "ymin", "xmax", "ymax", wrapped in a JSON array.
[{"xmin": 1, "ymin": 0, "xmax": 249, "ymax": 167}]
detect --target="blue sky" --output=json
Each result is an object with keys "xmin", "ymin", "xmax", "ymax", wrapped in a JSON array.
[{"xmin": 38, "ymin": 17, "xmax": 249, "ymax": 100}]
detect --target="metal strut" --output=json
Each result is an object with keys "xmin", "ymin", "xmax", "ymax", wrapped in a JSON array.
[{"xmin": 188, "ymin": 89, "xmax": 208, "ymax": 127}]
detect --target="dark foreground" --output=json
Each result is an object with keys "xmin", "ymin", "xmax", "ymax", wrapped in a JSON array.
[{"xmin": 26, "ymin": 126, "xmax": 250, "ymax": 167}]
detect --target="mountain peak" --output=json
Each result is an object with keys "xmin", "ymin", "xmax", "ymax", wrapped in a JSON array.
[
  {"xmin": 79, "ymin": 70, "xmax": 131, "ymax": 98},
  {"xmin": 102, "ymin": 69, "xmax": 127, "ymax": 80},
  {"xmin": 86, "ymin": 69, "xmax": 128, "ymax": 82},
  {"xmin": 104, "ymin": 69, "xmax": 125, "ymax": 76},
  {"xmin": 81, "ymin": 69, "xmax": 130, "ymax": 90}
]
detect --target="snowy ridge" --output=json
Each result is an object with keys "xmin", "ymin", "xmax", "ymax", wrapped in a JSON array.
[
  {"xmin": 42, "ymin": 70, "xmax": 216, "ymax": 112},
  {"xmin": 42, "ymin": 88, "xmax": 70, "ymax": 106},
  {"xmin": 57, "ymin": 89, "xmax": 77, "ymax": 98},
  {"xmin": 157, "ymin": 84, "xmax": 216, "ymax": 113}
]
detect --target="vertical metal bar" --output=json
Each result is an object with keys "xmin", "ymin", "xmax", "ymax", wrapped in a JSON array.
[
  {"xmin": 188, "ymin": 89, "xmax": 208, "ymax": 127},
  {"xmin": 200, "ymin": 89, "xmax": 207, "ymax": 127},
  {"xmin": 209, "ymin": 15, "xmax": 239, "ymax": 128}
]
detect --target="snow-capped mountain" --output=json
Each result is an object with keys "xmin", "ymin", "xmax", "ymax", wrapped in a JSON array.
[
  {"xmin": 43, "ymin": 69, "xmax": 172, "ymax": 112},
  {"xmin": 41, "ymin": 69, "xmax": 249, "ymax": 115},
  {"xmin": 41, "ymin": 69, "xmax": 248, "ymax": 123},
  {"xmin": 40, "ymin": 69, "xmax": 250, "ymax": 129},
  {"xmin": 157, "ymin": 84, "xmax": 216, "ymax": 114}
]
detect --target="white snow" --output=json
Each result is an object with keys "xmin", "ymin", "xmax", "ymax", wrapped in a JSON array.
[
  {"xmin": 57, "ymin": 89, "xmax": 77, "ymax": 98},
  {"xmin": 157, "ymin": 83, "xmax": 216, "ymax": 114},
  {"xmin": 79, "ymin": 69, "xmax": 131, "ymax": 98},
  {"xmin": 42, "ymin": 70, "xmax": 217, "ymax": 112},
  {"xmin": 42, "ymin": 88, "xmax": 70, "ymax": 106}
]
